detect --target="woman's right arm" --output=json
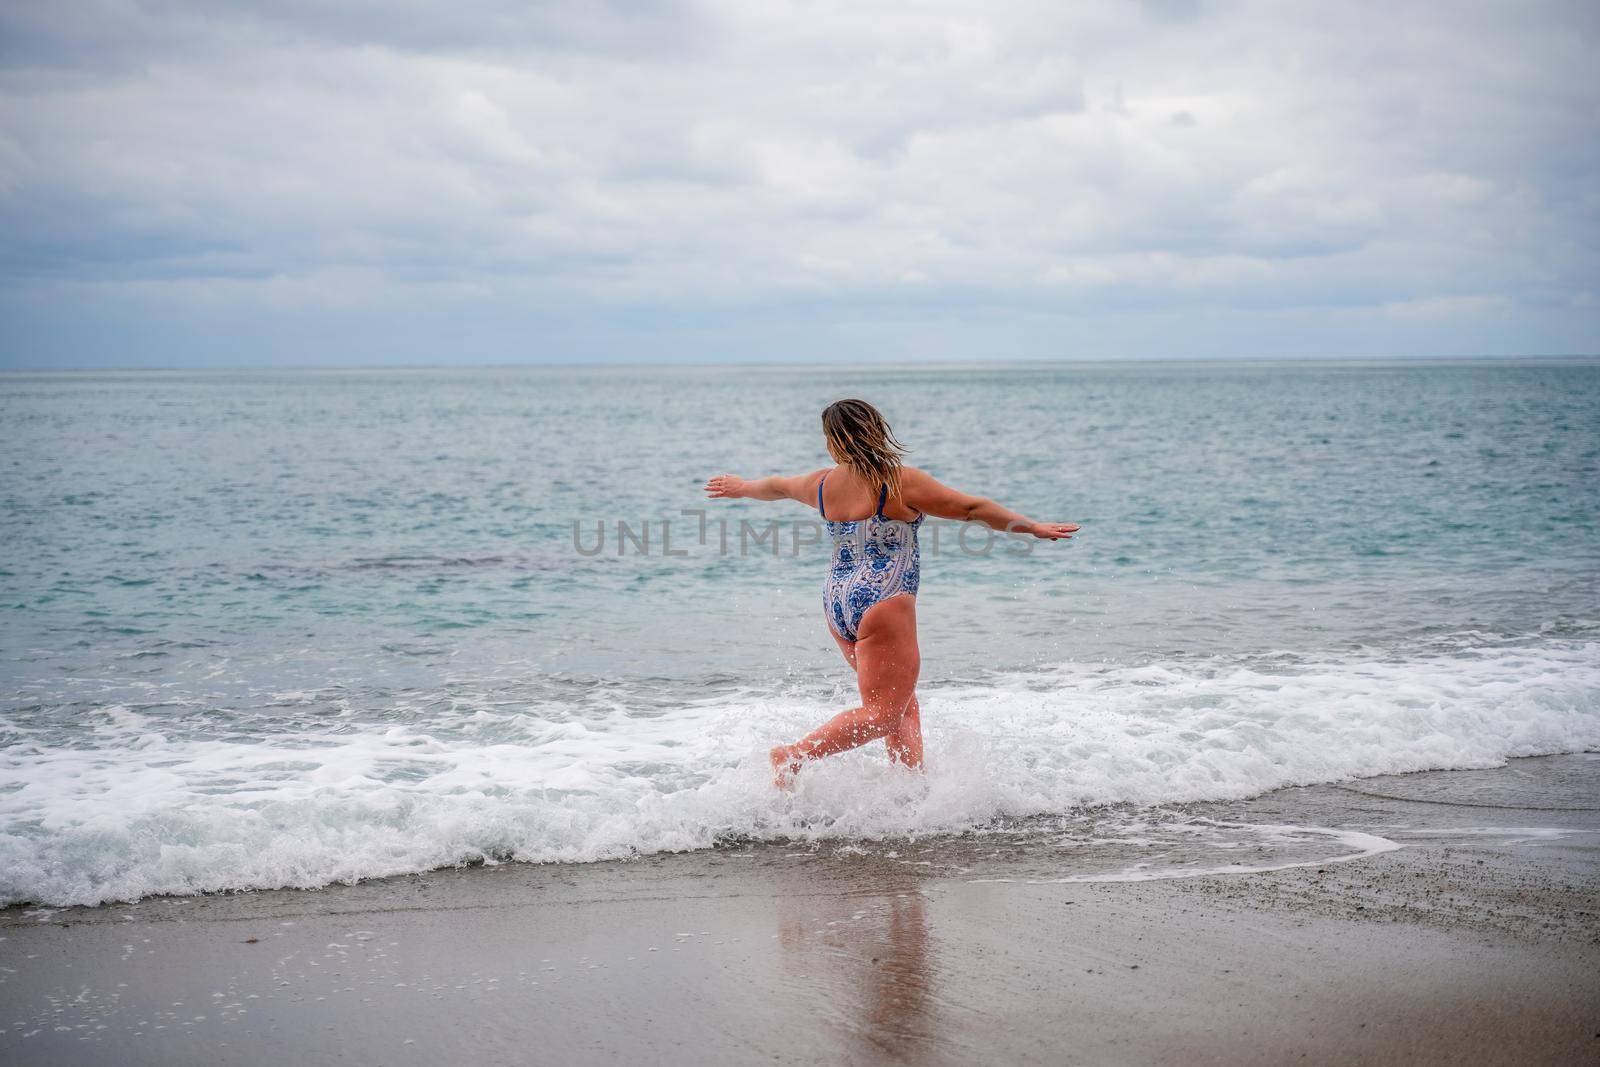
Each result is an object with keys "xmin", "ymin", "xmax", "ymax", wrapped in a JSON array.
[
  {"xmin": 900, "ymin": 467, "xmax": 1079, "ymax": 541},
  {"xmin": 704, "ymin": 470, "xmax": 825, "ymax": 504}
]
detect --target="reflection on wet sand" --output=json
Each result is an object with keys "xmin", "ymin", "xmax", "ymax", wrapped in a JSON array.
[{"xmin": 777, "ymin": 889, "xmax": 938, "ymax": 1061}]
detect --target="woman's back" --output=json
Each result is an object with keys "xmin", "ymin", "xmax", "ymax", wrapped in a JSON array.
[{"xmin": 816, "ymin": 465, "xmax": 922, "ymax": 523}]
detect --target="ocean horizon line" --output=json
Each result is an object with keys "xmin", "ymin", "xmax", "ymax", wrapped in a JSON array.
[{"xmin": 3, "ymin": 352, "xmax": 1598, "ymax": 375}]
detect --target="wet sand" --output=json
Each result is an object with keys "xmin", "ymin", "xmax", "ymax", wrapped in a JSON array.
[{"xmin": 2, "ymin": 754, "xmax": 1597, "ymax": 1065}]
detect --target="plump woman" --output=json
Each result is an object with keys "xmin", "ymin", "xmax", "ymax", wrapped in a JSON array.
[{"xmin": 704, "ymin": 399, "xmax": 1078, "ymax": 786}]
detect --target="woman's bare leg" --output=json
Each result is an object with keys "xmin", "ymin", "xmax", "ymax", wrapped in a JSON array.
[
  {"xmin": 885, "ymin": 695, "xmax": 922, "ymax": 769},
  {"xmin": 772, "ymin": 595, "xmax": 921, "ymax": 784},
  {"xmin": 828, "ymin": 630, "xmax": 923, "ymax": 769}
]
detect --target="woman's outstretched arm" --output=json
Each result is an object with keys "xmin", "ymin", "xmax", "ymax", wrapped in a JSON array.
[
  {"xmin": 704, "ymin": 470, "xmax": 825, "ymax": 503},
  {"xmin": 900, "ymin": 467, "xmax": 1079, "ymax": 541}
]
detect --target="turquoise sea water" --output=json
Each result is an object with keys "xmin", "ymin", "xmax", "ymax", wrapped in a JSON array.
[{"xmin": 3, "ymin": 360, "xmax": 1598, "ymax": 905}]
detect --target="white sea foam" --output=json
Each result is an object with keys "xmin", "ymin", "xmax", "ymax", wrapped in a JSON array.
[
  {"xmin": 968, "ymin": 822, "xmax": 1402, "ymax": 883},
  {"xmin": 2, "ymin": 640, "xmax": 1597, "ymax": 907}
]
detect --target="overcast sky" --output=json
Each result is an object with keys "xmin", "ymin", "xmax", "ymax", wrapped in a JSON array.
[{"xmin": 1, "ymin": 0, "xmax": 1596, "ymax": 368}]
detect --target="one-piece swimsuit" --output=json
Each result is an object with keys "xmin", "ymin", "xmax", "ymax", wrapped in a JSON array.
[{"xmin": 817, "ymin": 473, "xmax": 923, "ymax": 642}]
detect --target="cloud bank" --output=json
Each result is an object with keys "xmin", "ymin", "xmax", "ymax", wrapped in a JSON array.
[{"xmin": 1, "ymin": 0, "xmax": 1596, "ymax": 366}]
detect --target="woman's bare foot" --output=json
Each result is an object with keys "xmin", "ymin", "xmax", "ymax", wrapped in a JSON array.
[{"xmin": 769, "ymin": 745, "xmax": 802, "ymax": 789}]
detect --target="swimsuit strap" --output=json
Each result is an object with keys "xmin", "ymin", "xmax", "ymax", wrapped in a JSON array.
[
  {"xmin": 817, "ymin": 474, "xmax": 828, "ymax": 520},
  {"xmin": 875, "ymin": 484, "xmax": 888, "ymax": 519}
]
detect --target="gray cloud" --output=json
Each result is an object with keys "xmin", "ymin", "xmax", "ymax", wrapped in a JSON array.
[{"xmin": 1, "ymin": 0, "xmax": 1596, "ymax": 366}]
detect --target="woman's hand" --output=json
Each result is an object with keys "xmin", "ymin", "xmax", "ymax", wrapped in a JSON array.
[
  {"xmin": 704, "ymin": 474, "xmax": 747, "ymax": 499},
  {"xmin": 1025, "ymin": 521, "xmax": 1080, "ymax": 541}
]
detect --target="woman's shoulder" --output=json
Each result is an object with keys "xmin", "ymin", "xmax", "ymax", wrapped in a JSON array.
[
  {"xmin": 896, "ymin": 466, "xmax": 962, "ymax": 509},
  {"xmin": 793, "ymin": 466, "xmax": 832, "ymax": 498}
]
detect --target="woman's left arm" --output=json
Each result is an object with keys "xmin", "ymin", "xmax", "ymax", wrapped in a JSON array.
[{"xmin": 900, "ymin": 467, "xmax": 1079, "ymax": 540}]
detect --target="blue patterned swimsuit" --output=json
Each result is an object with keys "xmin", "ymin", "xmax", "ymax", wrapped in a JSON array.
[{"xmin": 817, "ymin": 473, "xmax": 924, "ymax": 642}]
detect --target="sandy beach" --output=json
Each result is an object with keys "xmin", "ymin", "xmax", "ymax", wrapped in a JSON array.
[{"xmin": 3, "ymin": 753, "xmax": 1596, "ymax": 1066}]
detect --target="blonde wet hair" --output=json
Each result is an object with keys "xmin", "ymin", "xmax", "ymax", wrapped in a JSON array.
[{"xmin": 821, "ymin": 399, "xmax": 909, "ymax": 499}]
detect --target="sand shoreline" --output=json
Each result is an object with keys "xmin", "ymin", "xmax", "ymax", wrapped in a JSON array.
[{"xmin": 3, "ymin": 754, "xmax": 1597, "ymax": 1065}]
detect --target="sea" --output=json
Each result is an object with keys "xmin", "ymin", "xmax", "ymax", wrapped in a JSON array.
[{"xmin": 2, "ymin": 359, "xmax": 1597, "ymax": 907}]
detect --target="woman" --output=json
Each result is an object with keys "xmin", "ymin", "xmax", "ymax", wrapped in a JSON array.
[{"xmin": 704, "ymin": 398, "xmax": 1078, "ymax": 787}]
